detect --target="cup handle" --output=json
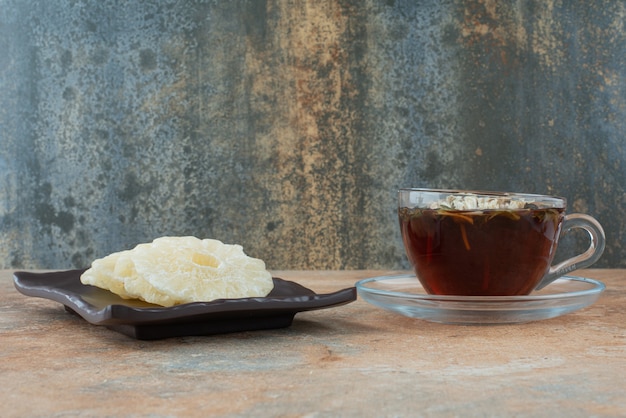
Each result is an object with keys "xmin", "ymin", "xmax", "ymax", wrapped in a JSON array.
[{"xmin": 535, "ymin": 213, "xmax": 606, "ymax": 290}]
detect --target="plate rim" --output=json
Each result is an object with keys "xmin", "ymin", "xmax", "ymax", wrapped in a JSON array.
[
  {"xmin": 355, "ymin": 274, "xmax": 606, "ymax": 303},
  {"xmin": 355, "ymin": 273, "xmax": 606, "ymax": 324}
]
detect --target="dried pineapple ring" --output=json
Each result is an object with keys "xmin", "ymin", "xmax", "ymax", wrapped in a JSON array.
[{"xmin": 80, "ymin": 237, "xmax": 274, "ymax": 307}]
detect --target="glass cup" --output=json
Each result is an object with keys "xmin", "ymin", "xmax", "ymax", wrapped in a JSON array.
[{"xmin": 398, "ymin": 188, "xmax": 605, "ymax": 296}]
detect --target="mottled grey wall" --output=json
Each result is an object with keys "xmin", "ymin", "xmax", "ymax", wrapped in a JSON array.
[{"xmin": 1, "ymin": 0, "xmax": 625, "ymax": 270}]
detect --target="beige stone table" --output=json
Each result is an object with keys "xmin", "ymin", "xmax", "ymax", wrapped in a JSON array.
[{"xmin": 1, "ymin": 269, "xmax": 625, "ymax": 417}]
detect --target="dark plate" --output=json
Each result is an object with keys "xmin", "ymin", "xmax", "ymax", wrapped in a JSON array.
[{"xmin": 13, "ymin": 269, "xmax": 356, "ymax": 340}]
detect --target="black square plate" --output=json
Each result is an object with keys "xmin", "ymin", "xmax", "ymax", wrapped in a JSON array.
[{"xmin": 14, "ymin": 269, "xmax": 356, "ymax": 340}]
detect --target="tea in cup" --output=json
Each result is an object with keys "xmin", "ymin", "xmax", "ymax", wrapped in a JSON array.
[{"xmin": 398, "ymin": 189, "xmax": 605, "ymax": 296}]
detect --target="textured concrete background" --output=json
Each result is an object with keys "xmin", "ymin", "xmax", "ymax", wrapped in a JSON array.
[{"xmin": 1, "ymin": 0, "xmax": 625, "ymax": 270}]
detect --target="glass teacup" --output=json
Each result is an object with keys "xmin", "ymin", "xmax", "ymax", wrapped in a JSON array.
[{"xmin": 398, "ymin": 188, "xmax": 605, "ymax": 296}]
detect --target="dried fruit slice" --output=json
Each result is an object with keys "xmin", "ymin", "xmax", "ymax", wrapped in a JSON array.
[
  {"xmin": 80, "ymin": 237, "xmax": 274, "ymax": 307},
  {"xmin": 80, "ymin": 249, "xmax": 135, "ymax": 299}
]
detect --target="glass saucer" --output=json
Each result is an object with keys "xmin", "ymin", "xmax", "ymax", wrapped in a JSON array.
[{"xmin": 355, "ymin": 274, "xmax": 605, "ymax": 325}]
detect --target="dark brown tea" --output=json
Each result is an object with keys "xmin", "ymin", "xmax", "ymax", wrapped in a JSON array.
[{"xmin": 399, "ymin": 207, "xmax": 565, "ymax": 296}]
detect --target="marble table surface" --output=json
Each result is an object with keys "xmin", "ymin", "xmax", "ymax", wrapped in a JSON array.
[{"xmin": 1, "ymin": 269, "xmax": 624, "ymax": 417}]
